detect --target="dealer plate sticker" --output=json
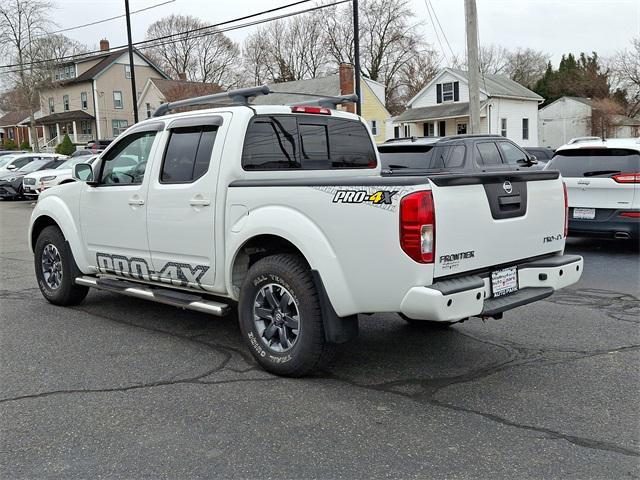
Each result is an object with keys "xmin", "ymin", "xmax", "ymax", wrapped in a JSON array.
[
  {"xmin": 573, "ymin": 208, "xmax": 595, "ymax": 219},
  {"xmin": 491, "ymin": 267, "xmax": 518, "ymax": 298}
]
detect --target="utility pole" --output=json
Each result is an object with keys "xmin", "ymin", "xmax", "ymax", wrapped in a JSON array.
[
  {"xmin": 353, "ymin": 0, "xmax": 362, "ymax": 116},
  {"xmin": 464, "ymin": 0, "xmax": 481, "ymax": 134},
  {"xmin": 125, "ymin": 0, "xmax": 139, "ymax": 123}
]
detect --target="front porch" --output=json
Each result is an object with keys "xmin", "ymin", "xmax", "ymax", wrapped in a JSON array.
[
  {"xmin": 392, "ymin": 101, "xmax": 488, "ymax": 138},
  {"xmin": 35, "ymin": 110, "xmax": 95, "ymax": 150}
]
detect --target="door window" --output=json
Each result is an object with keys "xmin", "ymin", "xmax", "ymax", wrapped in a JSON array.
[
  {"xmin": 475, "ymin": 142, "xmax": 502, "ymax": 166},
  {"xmin": 160, "ymin": 125, "xmax": 218, "ymax": 183},
  {"xmin": 99, "ymin": 131, "xmax": 158, "ymax": 185},
  {"xmin": 498, "ymin": 141, "xmax": 527, "ymax": 165}
]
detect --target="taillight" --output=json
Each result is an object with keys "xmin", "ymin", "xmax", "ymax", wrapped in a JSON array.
[
  {"xmin": 619, "ymin": 211, "xmax": 640, "ymax": 218},
  {"xmin": 612, "ymin": 172, "xmax": 640, "ymax": 183},
  {"xmin": 290, "ymin": 106, "xmax": 331, "ymax": 115},
  {"xmin": 400, "ymin": 191, "xmax": 435, "ymax": 263},
  {"xmin": 563, "ymin": 182, "xmax": 568, "ymax": 237}
]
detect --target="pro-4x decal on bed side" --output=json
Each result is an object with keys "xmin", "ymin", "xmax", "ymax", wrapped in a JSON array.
[
  {"xmin": 332, "ymin": 190, "xmax": 398, "ymax": 205},
  {"xmin": 96, "ymin": 252, "xmax": 209, "ymax": 290}
]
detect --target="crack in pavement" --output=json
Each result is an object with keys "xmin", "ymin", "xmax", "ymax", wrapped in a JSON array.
[{"xmin": 545, "ymin": 288, "xmax": 640, "ymax": 325}]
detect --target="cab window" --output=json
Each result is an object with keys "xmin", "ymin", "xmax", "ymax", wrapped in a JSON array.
[
  {"xmin": 498, "ymin": 141, "xmax": 527, "ymax": 165},
  {"xmin": 99, "ymin": 131, "xmax": 157, "ymax": 185}
]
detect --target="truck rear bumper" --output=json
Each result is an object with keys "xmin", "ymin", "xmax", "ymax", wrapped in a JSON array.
[{"xmin": 399, "ymin": 254, "xmax": 583, "ymax": 322}]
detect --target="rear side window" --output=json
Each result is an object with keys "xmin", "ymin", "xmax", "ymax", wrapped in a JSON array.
[
  {"xmin": 242, "ymin": 115, "xmax": 376, "ymax": 170},
  {"xmin": 161, "ymin": 125, "xmax": 218, "ymax": 183},
  {"xmin": 446, "ymin": 145, "xmax": 466, "ymax": 168},
  {"xmin": 475, "ymin": 142, "xmax": 502, "ymax": 166},
  {"xmin": 548, "ymin": 148, "xmax": 640, "ymax": 177}
]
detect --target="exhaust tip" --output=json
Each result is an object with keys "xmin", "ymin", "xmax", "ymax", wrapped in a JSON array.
[{"xmin": 614, "ymin": 232, "xmax": 631, "ymax": 239}]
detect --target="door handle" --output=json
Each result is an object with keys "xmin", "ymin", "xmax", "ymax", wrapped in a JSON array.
[
  {"xmin": 189, "ymin": 196, "xmax": 210, "ymax": 207},
  {"xmin": 128, "ymin": 197, "xmax": 145, "ymax": 206}
]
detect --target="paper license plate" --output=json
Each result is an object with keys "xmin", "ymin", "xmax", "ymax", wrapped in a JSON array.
[
  {"xmin": 491, "ymin": 267, "xmax": 518, "ymax": 298},
  {"xmin": 573, "ymin": 208, "xmax": 595, "ymax": 219},
  {"xmin": 24, "ymin": 186, "xmax": 31, "ymax": 192}
]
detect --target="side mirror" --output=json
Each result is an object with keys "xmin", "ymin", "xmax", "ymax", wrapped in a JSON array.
[
  {"xmin": 73, "ymin": 163, "xmax": 94, "ymax": 183},
  {"xmin": 6, "ymin": 164, "xmax": 16, "ymax": 171}
]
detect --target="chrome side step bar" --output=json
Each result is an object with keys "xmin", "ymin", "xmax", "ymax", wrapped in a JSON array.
[{"xmin": 75, "ymin": 276, "xmax": 230, "ymax": 316}]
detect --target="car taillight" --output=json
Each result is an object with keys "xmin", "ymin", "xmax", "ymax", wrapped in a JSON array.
[
  {"xmin": 612, "ymin": 172, "xmax": 640, "ymax": 183},
  {"xmin": 563, "ymin": 182, "xmax": 568, "ymax": 237},
  {"xmin": 400, "ymin": 191, "xmax": 435, "ymax": 263},
  {"xmin": 290, "ymin": 106, "xmax": 331, "ymax": 115},
  {"xmin": 619, "ymin": 211, "xmax": 640, "ymax": 218}
]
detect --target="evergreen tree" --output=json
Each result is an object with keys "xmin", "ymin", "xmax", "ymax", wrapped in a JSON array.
[{"xmin": 55, "ymin": 134, "xmax": 76, "ymax": 156}]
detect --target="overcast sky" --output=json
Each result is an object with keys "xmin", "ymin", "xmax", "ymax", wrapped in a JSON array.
[{"xmin": 50, "ymin": 0, "xmax": 639, "ymax": 66}]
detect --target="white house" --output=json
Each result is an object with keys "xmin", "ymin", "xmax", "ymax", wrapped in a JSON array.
[
  {"xmin": 393, "ymin": 68, "xmax": 543, "ymax": 146},
  {"xmin": 538, "ymin": 96, "xmax": 640, "ymax": 148}
]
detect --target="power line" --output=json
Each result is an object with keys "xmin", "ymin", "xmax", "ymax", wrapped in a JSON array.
[
  {"xmin": 0, "ymin": 0, "xmax": 319, "ymax": 70},
  {"xmin": 423, "ymin": 0, "xmax": 447, "ymax": 63},
  {"xmin": 426, "ymin": 0, "xmax": 456, "ymax": 61},
  {"xmin": 33, "ymin": 0, "xmax": 176, "ymax": 38}
]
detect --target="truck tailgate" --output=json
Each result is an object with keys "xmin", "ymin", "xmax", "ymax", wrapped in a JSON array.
[{"xmin": 429, "ymin": 171, "xmax": 565, "ymax": 277}]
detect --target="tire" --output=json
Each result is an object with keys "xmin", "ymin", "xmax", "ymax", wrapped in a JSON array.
[
  {"xmin": 398, "ymin": 313, "xmax": 453, "ymax": 329},
  {"xmin": 238, "ymin": 254, "xmax": 333, "ymax": 377},
  {"xmin": 34, "ymin": 225, "xmax": 89, "ymax": 306}
]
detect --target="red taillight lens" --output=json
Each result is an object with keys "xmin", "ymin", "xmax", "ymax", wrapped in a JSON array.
[
  {"xmin": 563, "ymin": 182, "xmax": 569, "ymax": 237},
  {"xmin": 619, "ymin": 211, "xmax": 640, "ymax": 218},
  {"xmin": 612, "ymin": 172, "xmax": 640, "ymax": 183},
  {"xmin": 290, "ymin": 106, "xmax": 331, "ymax": 115},
  {"xmin": 400, "ymin": 191, "xmax": 435, "ymax": 263}
]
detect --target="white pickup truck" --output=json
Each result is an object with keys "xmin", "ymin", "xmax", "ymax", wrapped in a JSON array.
[{"xmin": 28, "ymin": 87, "xmax": 583, "ymax": 376}]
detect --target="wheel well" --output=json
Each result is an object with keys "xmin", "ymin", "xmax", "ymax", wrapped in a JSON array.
[
  {"xmin": 58, "ymin": 179, "xmax": 75, "ymax": 184},
  {"xmin": 31, "ymin": 215, "xmax": 59, "ymax": 251},
  {"xmin": 231, "ymin": 235, "xmax": 306, "ymax": 295}
]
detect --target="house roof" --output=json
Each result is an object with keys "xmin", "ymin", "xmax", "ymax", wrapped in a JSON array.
[
  {"xmin": 407, "ymin": 68, "xmax": 543, "ymax": 107},
  {"xmin": 251, "ymin": 75, "xmax": 342, "ymax": 105},
  {"xmin": 35, "ymin": 110, "xmax": 94, "ymax": 124},
  {"xmin": 151, "ymin": 78, "xmax": 222, "ymax": 98},
  {"xmin": 539, "ymin": 96, "xmax": 593, "ymax": 111},
  {"xmin": 394, "ymin": 101, "xmax": 487, "ymax": 122},
  {"xmin": 0, "ymin": 109, "xmax": 31, "ymax": 126},
  {"xmin": 611, "ymin": 114, "xmax": 640, "ymax": 126}
]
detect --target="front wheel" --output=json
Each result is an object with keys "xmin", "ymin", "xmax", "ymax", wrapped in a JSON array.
[
  {"xmin": 238, "ymin": 254, "xmax": 333, "ymax": 377},
  {"xmin": 34, "ymin": 226, "xmax": 89, "ymax": 306}
]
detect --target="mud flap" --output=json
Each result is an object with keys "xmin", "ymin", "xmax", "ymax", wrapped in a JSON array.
[{"xmin": 311, "ymin": 270, "xmax": 359, "ymax": 344}]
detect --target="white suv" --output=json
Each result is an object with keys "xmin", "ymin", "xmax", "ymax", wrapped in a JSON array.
[
  {"xmin": 546, "ymin": 138, "xmax": 640, "ymax": 240},
  {"xmin": 23, "ymin": 155, "xmax": 98, "ymax": 198}
]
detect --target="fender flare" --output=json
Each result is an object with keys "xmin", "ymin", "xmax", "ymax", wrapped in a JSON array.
[{"xmin": 226, "ymin": 205, "xmax": 356, "ymax": 316}]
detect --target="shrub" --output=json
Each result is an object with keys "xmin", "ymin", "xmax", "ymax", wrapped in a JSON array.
[
  {"xmin": 19, "ymin": 140, "xmax": 31, "ymax": 151},
  {"xmin": 55, "ymin": 134, "xmax": 76, "ymax": 155},
  {"xmin": 3, "ymin": 139, "xmax": 17, "ymax": 150}
]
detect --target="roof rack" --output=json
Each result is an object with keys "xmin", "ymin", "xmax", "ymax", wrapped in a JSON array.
[
  {"xmin": 567, "ymin": 136, "xmax": 601, "ymax": 145},
  {"xmin": 153, "ymin": 85, "xmax": 271, "ymax": 117},
  {"xmin": 289, "ymin": 94, "xmax": 358, "ymax": 109}
]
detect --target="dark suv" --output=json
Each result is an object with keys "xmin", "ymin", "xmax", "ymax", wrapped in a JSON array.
[{"xmin": 378, "ymin": 135, "xmax": 538, "ymax": 175}]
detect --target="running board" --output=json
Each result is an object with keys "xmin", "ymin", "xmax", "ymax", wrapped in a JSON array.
[{"xmin": 75, "ymin": 276, "xmax": 230, "ymax": 316}]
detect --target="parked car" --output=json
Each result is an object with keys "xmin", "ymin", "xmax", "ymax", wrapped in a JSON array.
[
  {"xmin": 524, "ymin": 147, "xmax": 555, "ymax": 162},
  {"xmin": 28, "ymin": 87, "xmax": 582, "ymax": 377},
  {"xmin": 0, "ymin": 150, "xmax": 27, "ymax": 158},
  {"xmin": 70, "ymin": 149, "xmax": 102, "ymax": 158},
  {"xmin": 379, "ymin": 135, "xmax": 538, "ymax": 174},
  {"xmin": 545, "ymin": 138, "xmax": 639, "ymax": 239},
  {"xmin": 0, "ymin": 157, "xmax": 66, "ymax": 200},
  {"xmin": 0, "ymin": 152, "xmax": 53, "ymax": 173},
  {"xmin": 23, "ymin": 155, "xmax": 98, "ymax": 199},
  {"xmin": 86, "ymin": 139, "xmax": 113, "ymax": 151}
]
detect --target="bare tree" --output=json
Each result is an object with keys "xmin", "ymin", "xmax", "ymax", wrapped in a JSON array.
[
  {"xmin": 504, "ymin": 47, "xmax": 550, "ymax": 88},
  {"xmin": 610, "ymin": 37, "xmax": 640, "ymax": 118},
  {"xmin": 144, "ymin": 15, "xmax": 239, "ymax": 87},
  {"xmin": 0, "ymin": 0, "xmax": 53, "ymax": 151},
  {"xmin": 392, "ymin": 46, "xmax": 441, "ymax": 113}
]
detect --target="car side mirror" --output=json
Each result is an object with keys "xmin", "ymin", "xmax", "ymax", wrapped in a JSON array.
[
  {"xmin": 73, "ymin": 163, "xmax": 94, "ymax": 183},
  {"xmin": 6, "ymin": 164, "xmax": 16, "ymax": 171}
]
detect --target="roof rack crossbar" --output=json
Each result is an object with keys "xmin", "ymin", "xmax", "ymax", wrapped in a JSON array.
[
  {"xmin": 153, "ymin": 85, "xmax": 271, "ymax": 117},
  {"xmin": 567, "ymin": 136, "xmax": 601, "ymax": 144},
  {"xmin": 289, "ymin": 94, "xmax": 358, "ymax": 109}
]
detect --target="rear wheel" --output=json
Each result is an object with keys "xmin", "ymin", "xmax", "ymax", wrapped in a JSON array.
[
  {"xmin": 34, "ymin": 226, "xmax": 89, "ymax": 306},
  {"xmin": 238, "ymin": 254, "xmax": 333, "ymax": 377}
]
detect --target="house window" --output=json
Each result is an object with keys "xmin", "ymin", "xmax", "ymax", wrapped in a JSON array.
[
  {"xmin": 80, "ymin": 120, "xmax": 92, "ymax": 135},
  {"xmin": 48, "ymin": 97, "xmax": 55, "ymax": 114},
  {"xmin": 442, "ymin": 82, "xmax": 454, "ymax": 102},
  {"xmin": 370, "ymin": 120, "xmax": 378, "ymax": 136},
  {"xmin": 522, "ymin": 118, "xmax": 529, "ymax": 140},
  {"xmin": 125, "ymin": 65, "xmax": 131, "ymax": 79},
  {"xmin": 404, "ymin": 125, "xmax": 410, "ymax": 137},
  {"xmin": 457, "ymin": 123, "xmax": 467, "ymax": 135},
  {"xmin": 146, "ymin": 103, "xmax": 152, "ymax": 119},
  {"xmin": 112, "ymin": 119, "xmax": 129, "ymax": 137},
  {"xmin": 500, "ymin": 118, "xmax": 508, "ymax": 137},
  {"xmin": 113, "ymin": 91, "xmax": 123, "ymax": 109},
  {"xmin": 7, "ymin": 129, "xmax": 14, "ymax": 140},
  {"xmin": 63, "ymin": 95, "xmax": 69, "ymax": 111},
  {"xmin": 81, "ymin": 92, "xmax": 88, "ymax": 110}
]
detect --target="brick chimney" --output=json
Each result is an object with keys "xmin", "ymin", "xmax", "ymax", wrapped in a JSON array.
[
  {"xmin": 177, "ymin": 72, "xmax": 187, "ymax": 81},
  {"xmin": 339, "ymin": 63, "xmax": 355, "ymax": 113},
  {"xmin": 99, "ymin": 39, "xmax": 110, "ymax": 52}
]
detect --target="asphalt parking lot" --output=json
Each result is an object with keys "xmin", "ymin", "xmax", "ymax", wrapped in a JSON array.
[{"xmin": 1, "ymin": 199, "xmax": 638, "ymax": 479}]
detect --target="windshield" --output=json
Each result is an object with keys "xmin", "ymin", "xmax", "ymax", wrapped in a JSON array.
[
  {"xmin": 548, "ymin": 148, "xmax": 640, "ymax": 177},
  {"xmin": 56, "ymin": 157, "xmax": 87, "ymax": 169},
  {"xmin": 0, "ymin": 155, "xmax": 17, "ymax": 167},
  {"xmin": 378, "ymin": 145, "xmax": 436, "ymax": 170},
  {"xmin": 18, "ymin": 159, "xmax": 49, "ymax": 173}
]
